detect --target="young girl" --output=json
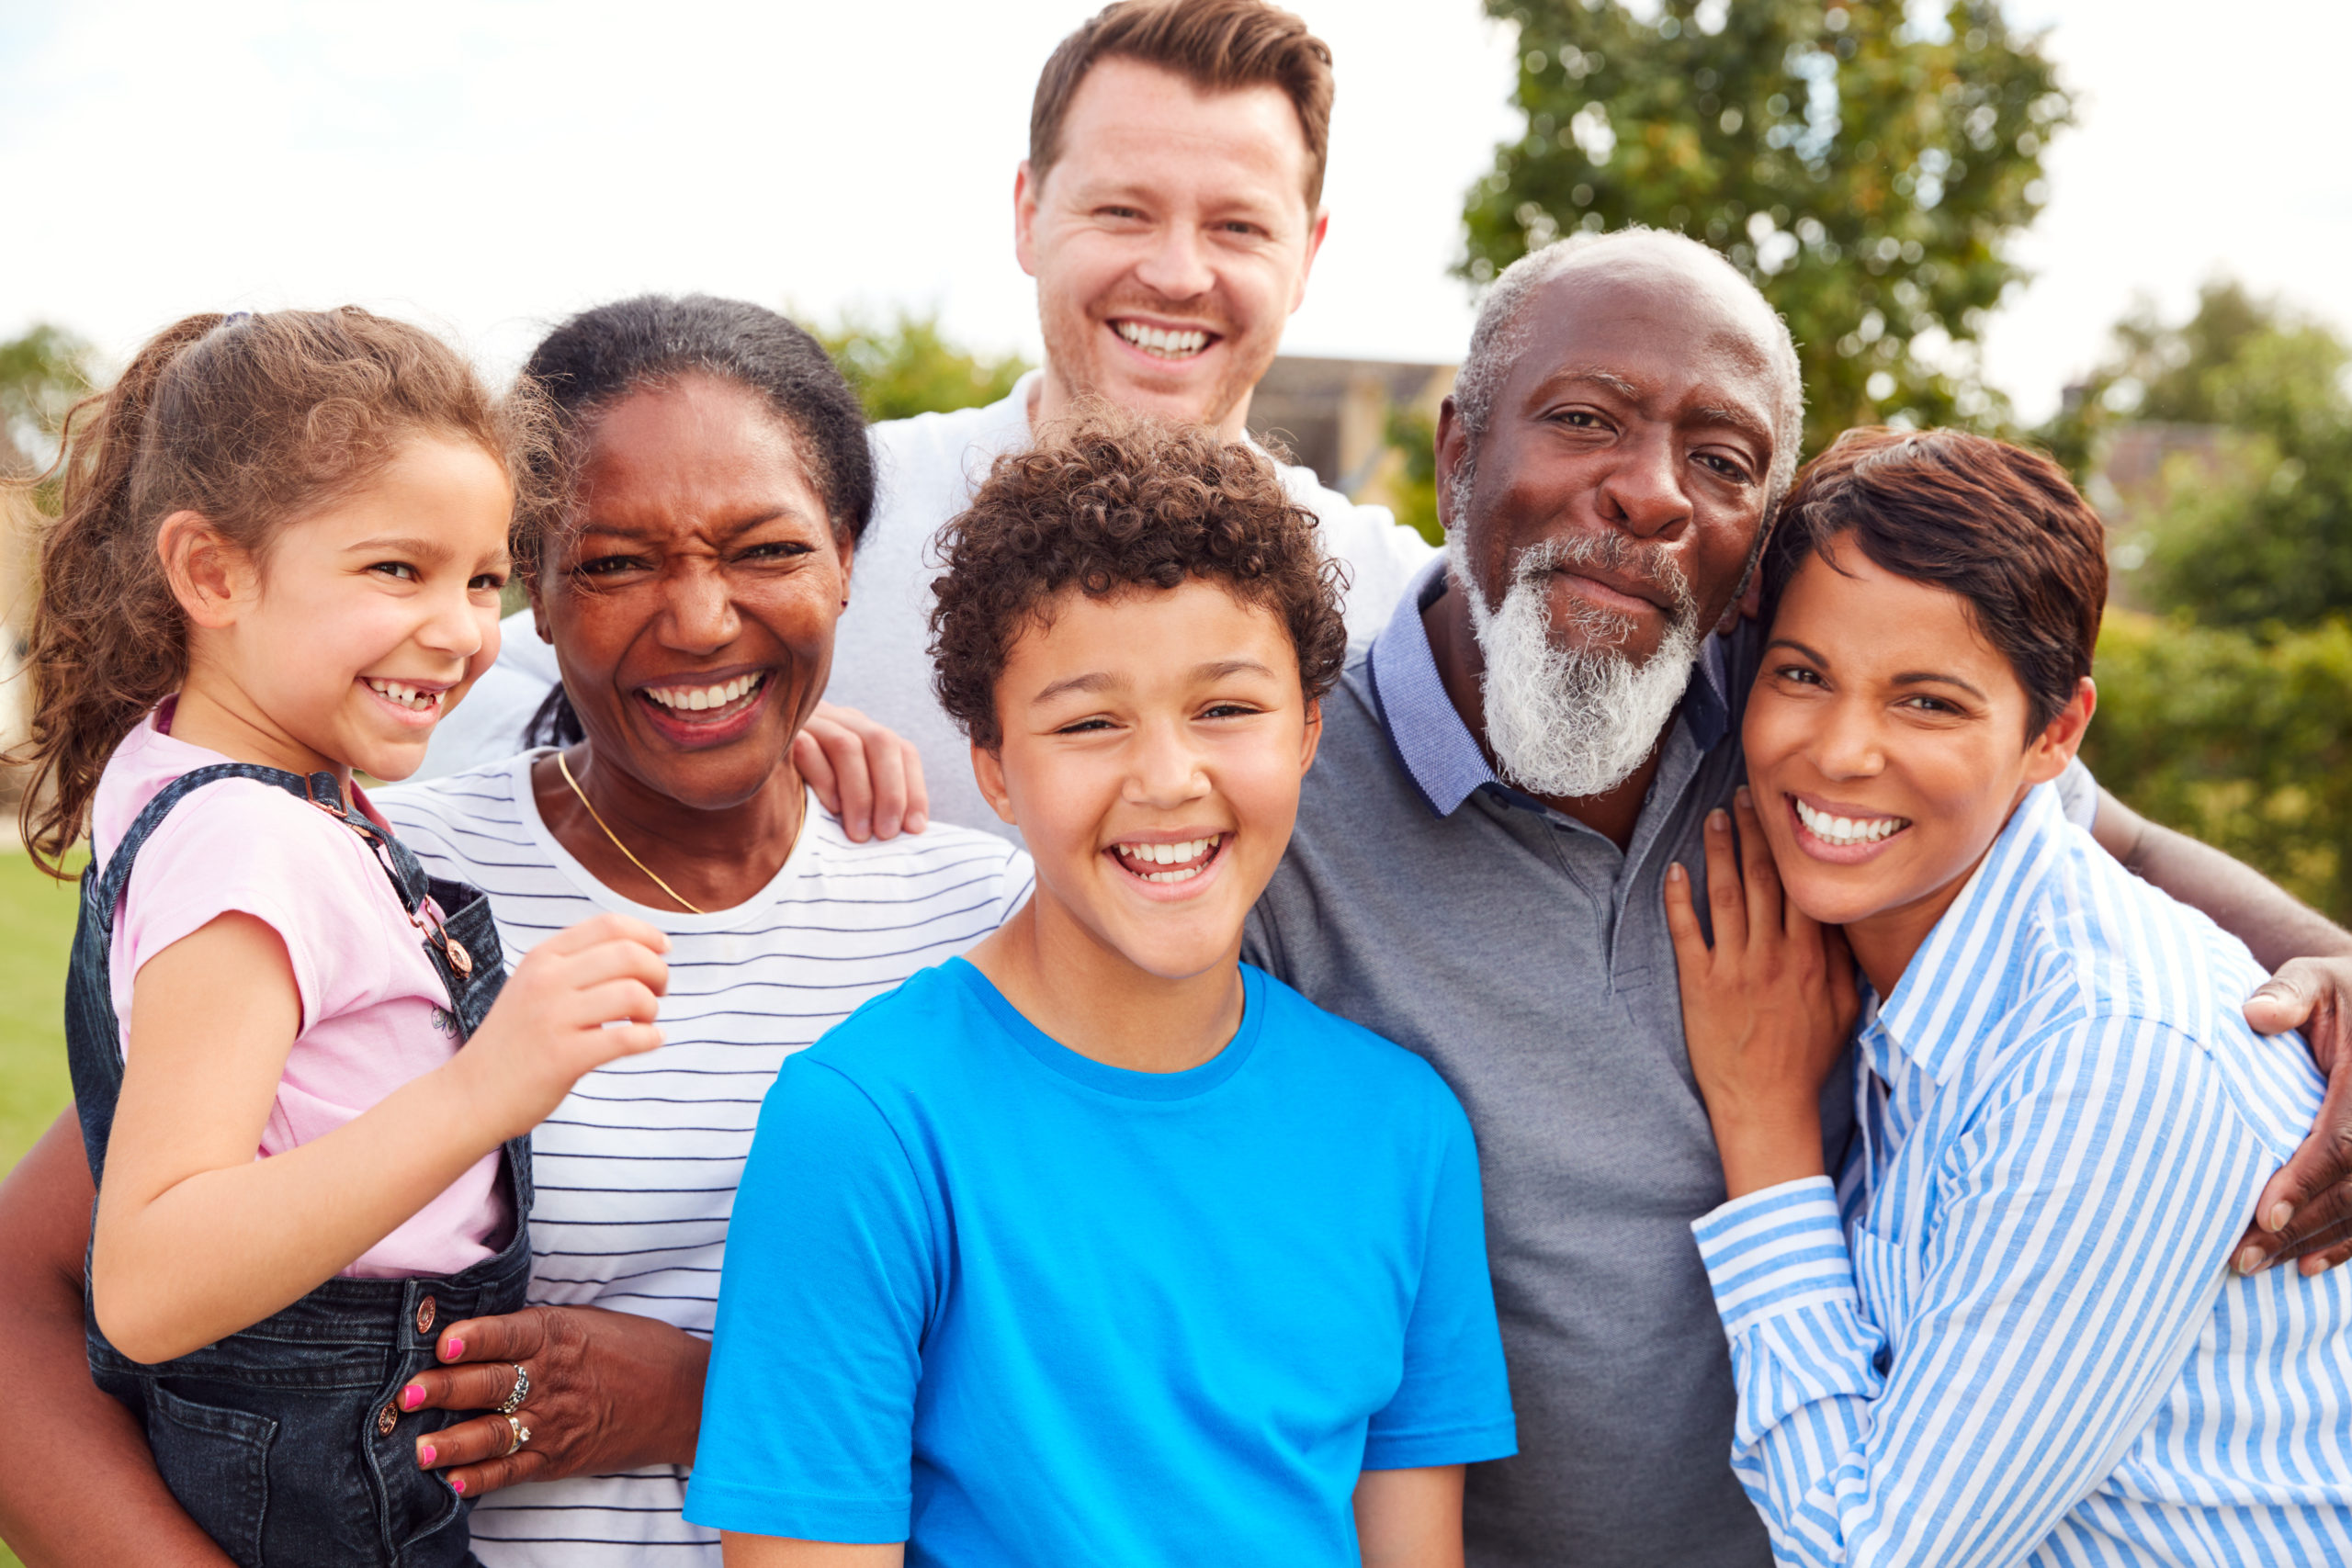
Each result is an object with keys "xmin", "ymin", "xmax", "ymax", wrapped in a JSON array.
[{"xmin": 17, "ymin": 308, "xmax": 672, "ymax": 1567}]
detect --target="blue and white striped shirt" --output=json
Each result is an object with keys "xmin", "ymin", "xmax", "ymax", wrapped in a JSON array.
[{"xmin": 1692, "ymin": 783, "xmax": 2352, "ymax": 1565}]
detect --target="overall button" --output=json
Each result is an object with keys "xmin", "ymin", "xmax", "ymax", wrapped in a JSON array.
[
  {"xmin": 377, "ymin": 1403, "xmax": 400, "ymax": 1437},
  {"xmin": 445, "ymin": 939, "xmax": 473, "ymax": 977},
  {"xmin": 415, "ymin": 1295, "xmax": 437, "ymax": 1336}
]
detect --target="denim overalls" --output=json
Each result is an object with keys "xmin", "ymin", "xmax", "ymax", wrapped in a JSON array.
[{"xmin": 65, "ymin": 764, "xmax": 531, "ymax": 1568}]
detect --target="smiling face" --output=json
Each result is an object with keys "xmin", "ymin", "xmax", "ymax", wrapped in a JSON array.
[
  {"xmin": 534, "ymin": 374, "xmax": 849, "ymax": 813},
  {"xmin": 974, "ymin": 578, "xmax": 1320, "ymax": 983},
  {"xmin": 179, "ymin": 434, "xmax": 513, "ymax": 782},
  {"xmin": 1744, "ymin": 541, "xmax": 2092, "ymax": 988},
  {"xmin": 1016, "ymin": 56, "xmax": 1327, "ymax": 439}
]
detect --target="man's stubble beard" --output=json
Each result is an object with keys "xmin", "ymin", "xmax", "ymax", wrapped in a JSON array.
[
  {"xmin": 1036, "ymin": 299, "xmax": 1264, "ymax": 435},
  {"xmin": 1446, "ymin": 510, "xmax": 1705, "ymax": 803}
]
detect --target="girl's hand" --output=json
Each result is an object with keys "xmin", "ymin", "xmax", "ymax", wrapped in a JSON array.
[
  {"xmin": 399, "ymin": 1305, "xmax": 708, "ymax": 1498},
  {"xmin": 1665, "ymin": 786, "xmax": 1860, "ymax": 1199},
  {"xmin": 449, "ymin": 913, "xmax": 671, "ymax": 1145}
]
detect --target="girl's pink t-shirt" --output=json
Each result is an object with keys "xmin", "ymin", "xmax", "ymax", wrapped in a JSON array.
[{"xmin": 92, "ymin": 713, "xmax": 508, "ymax": 1279}]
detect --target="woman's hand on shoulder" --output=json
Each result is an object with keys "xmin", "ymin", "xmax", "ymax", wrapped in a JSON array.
[
  {"xmin": 1665, "ymin": 785, "xmax": 1860, "ymax": 1200},
  {"xmin": 795, "ymin": 701, "xmax": 929, "ymax": 841},
  {"xmin": 399, "ymin": 1303, "xmax": 711, "ymax": 1497}
]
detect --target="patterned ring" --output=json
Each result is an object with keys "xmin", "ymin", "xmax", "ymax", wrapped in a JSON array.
[
  {"xmin": 497, "ymin": 1363, "xmax": 531, "ymax": 1416},
  {"xmin": 503, "ymin": 1414, "xmax": 531, "ymax": 1457}
]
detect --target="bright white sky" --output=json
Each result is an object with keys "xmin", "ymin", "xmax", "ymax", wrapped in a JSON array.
[{"xmin": 3, "ymin": 0, "xmax": 2346, "ymax": 425}]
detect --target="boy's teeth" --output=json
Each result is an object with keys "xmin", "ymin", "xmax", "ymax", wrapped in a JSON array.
[
  {"xmin": 647, "ymin": 673, "xmax": 763, "ymax": 712},
  {"xmin": 1113, "ymin": 321, "xmax": 1209, "ymax": 359},
  {"xmin": 1793, "ymin": 797, "xmax": 1910, "ymax": 846},
  {"xmin": 1113, "ymin": 834, "xmax": 1223, "ymax": 879}
]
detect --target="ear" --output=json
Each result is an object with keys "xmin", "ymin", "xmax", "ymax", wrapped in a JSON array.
[
  {"xmin": 155, "ymin": 510, "xmax": 254, "ymax": 630},
  {"xmin": 1298, "ymin": 694, "xmax": 1324, "ymax": 773},
  {"xmin": 1013, "ymin": 161, "xmax": 1043, "ymax": 279},
  {"xmin": 835, "ymin": 529, "xmax": 855, "ymax": 604},
  {"xmin": 1432, "ymin": 396, "xmax": 1469, "ymax": 536},
  {"xmin": 971, "ymin": 740, "xmax": 1020, "ymax": 828},
  {"xmin": 1290, "ymin": 206, "xmax": 1330, "ymax": 313},
  {"xmin": 2021, "ymin": 676, "xmax": 2097, "ymax": 786}
]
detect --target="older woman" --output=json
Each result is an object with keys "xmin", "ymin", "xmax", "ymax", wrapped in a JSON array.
[{"xmin": 0, "ymin": 296, "xmax": 1031, "ymax": 1568}]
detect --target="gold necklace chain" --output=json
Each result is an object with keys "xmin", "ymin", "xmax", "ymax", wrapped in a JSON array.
[{"xmin": 554, "ymin": 750, "xmax": 706, "ymax": 915}]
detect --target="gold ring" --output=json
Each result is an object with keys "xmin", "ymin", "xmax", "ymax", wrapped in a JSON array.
[
  {"xmin": 503, "ymin": 1414, "xmax": 531, "ymax": 1456},
  {"xmin": 497, "ymin": 1363, "xmax": 531, "ymax": 1416}
]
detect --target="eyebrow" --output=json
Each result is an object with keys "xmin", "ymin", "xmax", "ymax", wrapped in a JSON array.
[
  {"xmin": 1766, "ymin": 638, "xmax": 1990, "ymax": 701},
  {"xmin": 1029, "ymin": 657, "xmax": 1279, "ymax": 707}
]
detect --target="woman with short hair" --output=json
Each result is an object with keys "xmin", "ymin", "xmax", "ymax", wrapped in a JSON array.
[{"xmin": 1669, "ymin": 427, "xmax": 2352, "ymax": 1565}]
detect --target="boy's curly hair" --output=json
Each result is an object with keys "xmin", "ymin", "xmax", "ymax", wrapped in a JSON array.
[{"xmin": 928, "ymin": 408, "xmax": 1350, "ymax": 750}]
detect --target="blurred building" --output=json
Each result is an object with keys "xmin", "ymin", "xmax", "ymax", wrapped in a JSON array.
[{"xmin": 1249, "ymin": 355, "xmax": 1455, "ymax": 496}]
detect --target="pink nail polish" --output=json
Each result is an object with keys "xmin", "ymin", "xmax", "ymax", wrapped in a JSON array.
[
  {"xmin": 401, "ymin": 1385, "xmax": 424, "ymax": 1410},
  {"xmin": 419, "ymin": 1444, "xmax": 436, "ymax": 1466},
  {"xmin": 451, "ymin": 1476, "xmax": 466, "ymax": 1495},
  {"xmin": 443, "ymin": 1337, "xmax": 464, "ymax": 1359}
]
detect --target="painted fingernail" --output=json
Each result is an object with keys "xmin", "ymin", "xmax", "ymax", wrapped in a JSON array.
[
  {"xmin": 2266, "ymin": 1201, "xmax": 2294, "ymax": 1234},
  {"xmin": 419, "ymin": 1444, "xmax": 436, "ymax": 1466},
  {"xmin": 442, "ymin": 1337, "xmax": 464, "ymax": 1359},
  {"xmin": 401, "ymin": 1385, "xmax": 424, "ymax": 1410},
  {"xmin": 2236, "ymin": 1245, "xmax": 2266, "ymax": 1275},
  {"xmin": 451, "ymin": 1476, "xmax": 466, "ymax": 1495}
]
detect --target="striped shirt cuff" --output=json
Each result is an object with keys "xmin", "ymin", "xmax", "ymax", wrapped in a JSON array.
[{"xmin": 1692, "ymin": 1178, "xmax": 1883, "ymax": 1440}]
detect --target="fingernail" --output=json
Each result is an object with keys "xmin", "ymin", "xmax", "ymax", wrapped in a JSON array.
[
  {"xmin": 401, "ymin": 1384, "xmax": 424, "ymax": 1410},
  {"xmin": 1709, "ymin": 809, "xmax": 1727, "ymax": 831},
  {"xmin": 1668, "ymin": 863, "xmax": 1686, "ymax": 883},
  {"xmin": 2267, "ymin": 1201, "xmax": 2294, "ymax": 1233},
  {"xmin": 2236, "ymin": 1245, "xmax": 2266, "ymax": 1275},
  {"xmin": 1736, "ymin": 785, "xmax": 1752, "ymax": 807},
  {"xmin": 907, "ymin": 812, "xmax": 928, "ymax": 833},
  {"xmin": 419, "ymin": 1444, "xmax": 436, "ymax": 1466},
  {"xmin": 2303, "ymin": 1256, "xmax": 2330, "ymax": 1278},
  {"xmin": 451, "ymin": 1476, "xmax": 466, "ymax": 1495},
  {"xmin": 443, "ymin": 1337, "xmax": 463, "ymax": 1359}
]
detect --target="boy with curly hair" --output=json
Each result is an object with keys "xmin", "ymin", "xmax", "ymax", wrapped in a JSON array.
[{"xmin": 686, "ymin": 412, "xmax": 1515, "ymax": 1566}]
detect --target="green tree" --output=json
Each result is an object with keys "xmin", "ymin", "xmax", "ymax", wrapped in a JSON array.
[
  {"xmin": 2039, "ymin": 282, "xmax": 2352, "ymax": 627},
  {"xmin": 813, "ymin": 309, "xmax": 1029, "ymax": 424},
  {"xmin": 1463, "ymin": 0, "xmax": 2070, "ymax": 451},
  {"xmin": 0, "ymin": 323, "xmax": 95, "ymax": 478}
]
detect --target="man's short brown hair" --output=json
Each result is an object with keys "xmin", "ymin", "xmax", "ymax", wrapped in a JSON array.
[
  {"xmin": 929, "ymin": 408, "xmax": 1349, "ymax": 750},
  {"xmin": 1762, "ymin": 426, "xmax": 2109, "ymax": 735},
  {"xmin": 1029, "ymin": 0, "xmax": 1336, "ymax": 210}
]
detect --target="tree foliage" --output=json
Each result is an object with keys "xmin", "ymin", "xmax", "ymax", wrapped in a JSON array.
[
  {"xmin": 812, "ymin": 309, "xmax": 1029, "ymax": 425},
  {"xmin": 1462, "ymin": 0, "xmax": 2070, "ymax": 452},
  {"xmin": 0, "ymin": 323, "xmax": 95, "ymax": 477},
  {"xmin": 2040, "ymin": 281, "xmax": 2352, "ymax": 628}
]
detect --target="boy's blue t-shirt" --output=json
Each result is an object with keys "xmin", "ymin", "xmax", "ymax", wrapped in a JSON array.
[{"xmin": 685, "ymin": 958, "xmax": 1516, "ymax": 1563}]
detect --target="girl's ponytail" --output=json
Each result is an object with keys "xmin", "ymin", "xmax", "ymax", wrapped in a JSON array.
[
  {"xmin": 9, "ymin": 306, "xmax": 548, "ymax": 877},
  {"xmin": 16, "ymin": 314, "xmax": 223, "ymax": 875}
]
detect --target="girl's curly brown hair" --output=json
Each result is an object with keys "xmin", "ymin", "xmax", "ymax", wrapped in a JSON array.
[{"xmin": 928, "ymin": 407, "xmax": 1350, "ymax": 750}]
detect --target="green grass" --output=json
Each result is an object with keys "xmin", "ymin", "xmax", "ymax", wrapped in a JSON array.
[
  {"xmin": 0, "ymin": 848, "xmax": 80, "ymax": 1179},
  {"xmin": 0, "ymin": 848, "xmax": 79, "ymax": 1568}
]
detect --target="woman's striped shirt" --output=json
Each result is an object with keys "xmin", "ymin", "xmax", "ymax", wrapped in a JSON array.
[
  {"xmin": 1691, "ymin": 783, "xmax": 2352, "ymax": 1565},
  {"xmin": 379, "ymin": 752, "xmax": 1033, "ymax": 1567}
]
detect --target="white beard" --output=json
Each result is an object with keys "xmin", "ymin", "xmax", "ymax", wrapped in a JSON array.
[{"xmin": 1448, "ymin": 532, "xmax": 1703, "ymax": 800}]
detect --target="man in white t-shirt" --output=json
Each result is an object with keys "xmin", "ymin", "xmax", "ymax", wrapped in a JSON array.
[{"xmin": 419, "ymin": 0, "xmax": 1434, "ymax": 835}]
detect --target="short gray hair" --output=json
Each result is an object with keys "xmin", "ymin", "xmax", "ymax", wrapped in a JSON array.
[{"xmin": 1450, "ymin": 229, "xmax": 1805, "ymax": 524}]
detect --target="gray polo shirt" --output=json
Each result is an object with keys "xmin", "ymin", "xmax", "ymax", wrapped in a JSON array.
[{"xmin": 1245, "ymin": 561, "xmax": 1827, "ymax": 1567}]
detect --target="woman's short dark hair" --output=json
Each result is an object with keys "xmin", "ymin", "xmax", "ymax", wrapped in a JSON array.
[
  {"xmin": 1761, "ymin": 426, "xmax": 2108, "ymax": 736},
  {"xmin": 517, "ymin": 294, "xmax": 873, "ymax": 748},
  {"xmin": 929, "ymin": 407, "xmax": 1349, "ymax": 750}
]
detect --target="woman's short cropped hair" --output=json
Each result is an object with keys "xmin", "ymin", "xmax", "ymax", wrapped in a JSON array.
[
  {"xmin": 1761, "ymin": 426, "xmax": 2108, "ymax": 735},
  {"xmin": 929, "ymin": 407, "xmax": 1348, "ymax": 750}
]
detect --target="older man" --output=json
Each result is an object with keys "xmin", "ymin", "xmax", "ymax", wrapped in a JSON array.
[
  {"xmin": 1246, "ymin": 228, "xmax": 2352, "ymax": 1565},
  {"xmin": 420, "ymin": 0, "xmax": 1434, "ymax": 836}
]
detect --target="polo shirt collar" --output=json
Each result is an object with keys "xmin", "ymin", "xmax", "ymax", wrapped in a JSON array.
[
  {"xmin": 1869, "ymin": 781, "xmax": 2067, "ymax": 1087},
  {"xmin": 1366, "ymin": 555, "xmax": 1738, "ymax": 819}
]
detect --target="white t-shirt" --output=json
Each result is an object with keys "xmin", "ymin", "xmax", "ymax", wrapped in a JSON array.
[
  {"xmin": 378, "ymin": 754, "xmax": 1033, "ymax": 1568},
  {"xmin": 413, "ymin": 372, "xmax": 1439, "ymax": 838}
]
